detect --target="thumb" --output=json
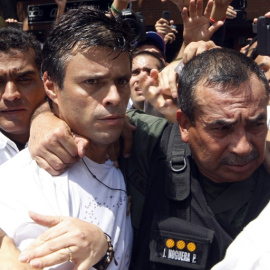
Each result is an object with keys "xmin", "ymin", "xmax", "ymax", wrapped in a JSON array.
[
  {"xmin": 29, "ymin": 211, "xmax": 64, "ymax": 228},
  {"xmin": 73, "ymin": 134, "xmax": 90, "ymax": 158},
  {"xmin": 150, "ymin": 69, "xmax": 159, "ymax": 86}
]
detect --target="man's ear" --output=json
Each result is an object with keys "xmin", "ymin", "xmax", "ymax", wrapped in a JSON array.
[
  {"xmin": 43, "ymin": 71, "xmax": 59, "ymax": 104},
  {"xmin": 177, "ymin": 109, "xmax": 192, "ymax": 143}
]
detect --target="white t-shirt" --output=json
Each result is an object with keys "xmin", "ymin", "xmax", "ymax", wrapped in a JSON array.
[
  {"xmin": 211, "ymin": 200, "xmax": 270, "ymax": 270},
  {"xmin": 0, "ymin": 131, "xmax": 20, "ymax": 165},
  {"xmin": 0, "ymin": 148, "xmax": 133, "ymax": 270}
]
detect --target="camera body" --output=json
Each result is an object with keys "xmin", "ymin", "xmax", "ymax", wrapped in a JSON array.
[
  {"xmin": 162, "ymin": 11, "xmax": 177, "ymax": 30},
  {"xmin": 253, "ymin": 16, "xmax": 270, "ymax": 56},
  {"xmin": 119, "ymin": 9, "xmax": 146, "ymax": 42},
  {"xmin": 162, "ymin": 10, "xmax": 171, "ymax": 21}
]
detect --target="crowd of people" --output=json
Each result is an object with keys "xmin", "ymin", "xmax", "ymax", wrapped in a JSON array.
[{"xmin": 0, "ymin": 0, "xmax": 270, "ymax": 270}]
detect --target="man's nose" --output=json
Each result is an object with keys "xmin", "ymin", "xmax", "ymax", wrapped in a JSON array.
[
  {"xmin": 2, "ymin": 82, "xmax": 21, "ymax": 101},
  {"xmin": 103, "ymin": 84, "xmax": 121, "ymax": 106},
  {"xmin": 229, "ymin": 130, "xmax": 252, "ymax": 156}
]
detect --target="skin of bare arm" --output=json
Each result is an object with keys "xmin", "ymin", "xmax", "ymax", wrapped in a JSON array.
[
  {"xmin": 0, "ymin": 228, "xmax": 42, "ymax": 270},
  {"xmin": 55, "ymin": 0, "xmax": 67, "ymax": 22},
  {"xmin": 210, "ymin": 0, "xmax": 233, "ymax": 21}
]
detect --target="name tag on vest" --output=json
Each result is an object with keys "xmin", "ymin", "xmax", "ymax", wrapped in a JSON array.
[{"xmin": 150, "ymin": 217, "xmax": 214, "ymax": 269}]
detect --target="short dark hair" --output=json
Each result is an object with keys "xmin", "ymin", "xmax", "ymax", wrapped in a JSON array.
[
  {"xmin": 178, "ymin": 48, "xmax": 270, "ymax": 123},
  {"xmin": 42, "ymin": 6, "xmax": 134, "ymax": 89},
  {"xmin": 133, "ymin": 50, "xmax": 165, "ymax": 71},
  {"xmin": 0, "ymin": 27, "xmax": 42, "ymax": 70}
]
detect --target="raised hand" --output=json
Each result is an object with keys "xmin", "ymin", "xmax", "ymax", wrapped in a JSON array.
[
  {"xmin": 182, "ymin": 0, "xmax": 224, "ymax": 47},
  {"xmin": 155, "ymin": 18, "xmax": 178, "ymax": 44},
  {"xmin": 138, "ymin": 69, "xmax": 178, "ymax": 123}
]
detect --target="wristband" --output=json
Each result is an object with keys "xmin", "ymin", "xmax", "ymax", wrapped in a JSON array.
[
  {"xmin": 209, "ymin": 17, "xmax": 226, "ymax": 23},
  {"xmin": 111, "ymin": 4, "xmax": 121, "ymax": 15},
  {"xmin": 93, "ymin": 233, "xmax": 118, "ymax": 270}
]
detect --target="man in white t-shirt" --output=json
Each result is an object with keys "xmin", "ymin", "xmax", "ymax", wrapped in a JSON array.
[
  {"xmin": 0, "ymin": 6, "xmax": 134, "ymax": 270},
  {"xmin": 0, "ymin": 27, "xmax": 46, "ymax": 165}
]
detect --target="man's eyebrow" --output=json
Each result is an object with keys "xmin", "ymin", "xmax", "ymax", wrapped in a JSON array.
[
  {"xmin": 0, "ymin": 70, "xmax": 37, "ymax": 79},
  {"xmin": 206, "ymin": 114, "xmax": 266, "ymax": 127},
  {"xmin": 258, "ymin": 63, "xmax": 267, "ymax": 68},
  {"xmin": 16, "ymin": 70, "xmax": 37, "ymax": 77},
  {"xmin": 207, "ymin": 119, "xmax": 237, "ymax": 127},
  {"xmin": 118, "ymin": 73, "xmax": 131, "ymax": 80},
  {"xmin": 246, "ymin": 113, "xmax": 266, "ymax": 124}
]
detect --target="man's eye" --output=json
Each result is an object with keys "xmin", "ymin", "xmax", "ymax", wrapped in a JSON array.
[
  {"xmin": 18, "ymin": 77, "xmax": 31, "ymax": 82},
  {"xmin": 251, "ymin": 122, "xmax": 266, "ymax": 129},
  {"xmin": 85, "ymin": 79, "xmax": 97, "ymax": 84},
  {"xmin": 261, "ymin": 68, "xmax": 269, "ymax": 74},
  {"xmin": 214, "ymin": 126, "xmax": 231, "ymax": 131},
  {"xmin": 132, "ymin": 70, "xmax": 140, "ymax": 76},
  {"xmin": 117, "ymin": 78, "xmax": 129, "ymax": 85}
]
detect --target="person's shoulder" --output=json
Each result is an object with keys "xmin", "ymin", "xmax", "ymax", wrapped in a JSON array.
[
  {"xmin": 0, "ymin": 148, "xmax": 34, "ymax": 174},
  {"xmin": 127, "ymin": 109, "xmax": 169, "ymax": 137}
]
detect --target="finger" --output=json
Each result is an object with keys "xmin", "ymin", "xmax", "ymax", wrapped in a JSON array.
[
  {"xmin": 73, "ymin": 134, "xmax": 90, "ymax": 157},
  {"xmin": 31, "ymin": 130, "xmax": 79, "ymax": 166},
  {"xmin": 33, "ymin": 155, "xmax": 68, "ymax": 176},
  {"xmin": 204, "ymin": 0, "xmax": 213, "ymax": 18},
  {"xmin": 183, "ymin": 43, "xmax": 198, "ymax": 63},
  {"xmin": 189, "ymin": 0, "xmax": 197, "ymax": 18},
  {"xmin": 28, "ymin": 247, "xmax": 75, "ymax": 269},
  {"xmin": 29, "ymin": 212, "xmax": 65, "ymax": 228},
  {"xmin": 145, "ymin": 86, "xmax": 166, "ymax": 109},
  {"xmin": 208, "ymin": 21, "xmax": 224, "ymax": 36},
  {"xmin": 53, "ymin": 128, "xmax": 80, "ymax": 159},
  {"xmin": 157, "ymin": 65, "xmax": 178, "ymax": 98},
  {"xmin": 196, "ymin": 0, "xmax": 204, "ymax": 17},
  {"xmin": 157, "ymin": 29, "xmax": 169, "ymax": 36},
  {"xmin": 140, "ymin": 74, "xmax": 155, "ymax": 96},
  {"xmin": 24, "ymin": 232, "xmax": 79, "ymax": 261},
  {"xmin": 168, "ymin": 32, "xmax": 176, "ymax": 42},
  {"xmin": 196, "ymin": 41, "xmax": 218, "ymax": 55},
  {"xmin": 181, "ymin": 7, "xmax": 189, "ymax": 23},
  {"xmin": 150, "ymin": 69, "xmax": 159, "ymax": 86},
  {"xmin": 20, "ymin": 217, "xmax": 76, "ymax": 260}
]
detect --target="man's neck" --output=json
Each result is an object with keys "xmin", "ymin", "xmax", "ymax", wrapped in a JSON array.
[
  {"xmin": 0, "ymin": 130, "xmax": 28, "ymax": 150},
  {"xmin": 85, "ymin": 143, "xmax": 109, "ymax": 164}
]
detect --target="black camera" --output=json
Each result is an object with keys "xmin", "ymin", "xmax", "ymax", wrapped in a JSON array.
[
  {"xmin": 253, "ymin": 16, "xmax": 270, "ymax": 56},
  {"xmin": 119, "ymin": 9, "xmax": 146, "ymax": 43}
]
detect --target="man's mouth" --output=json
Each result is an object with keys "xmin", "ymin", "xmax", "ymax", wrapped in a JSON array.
[{"xmin": 1, "ymin": 108, "xmax": 26, "ymax": 115}]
